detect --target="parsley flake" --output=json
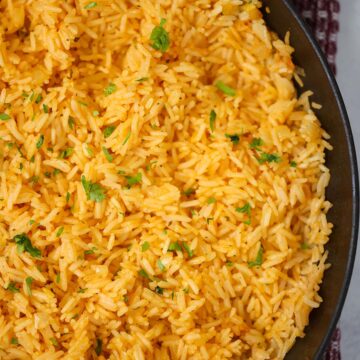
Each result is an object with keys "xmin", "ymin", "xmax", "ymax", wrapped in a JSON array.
[
  {"xmin": 250, "ymin": 138, "xmax": 264, "ymax": 151},
  {"xmin": 155, "ymin": 286, "xmax": 164, "ymax": 295},
  {"xmin": 207, "ymin": 197, "xmax": 216, "ymax": 204},
  {"xmin": 84, "ymin": 247, "xmax": 97, "ymax": 255},
  {"xmin": 92, "ymin": 110, "xmax": 100, "ymax": 117},
  {"xmin": 257, "ymin": 152, "xmax": 281, "ymax": 164},
  {"xmin": 125, "ymin": 172, "xmax": 142, "ymax": 187},
  {"xmin": 102, "ymin": 146, "xmax": 113, "ymax": 162},
  {"xmin": 290, "ymin": 160, "xmax": 297, "ymax": 168},
  {"xmin": 35, "ymin": 94, "xmax": 43, "ymax": 104},
  {"xmin": 226, "ymin": 261, "xmax": 234, "ymax": 267},
  {"xmin": 141, "ymin": 241, "xmax": 150, "ymax": 252},
  {"xmin": 68, "ymin": 116, "xmax": 75, "ymax": 129},
  {"xmin": 56, "ymin": 227, "xmax": 64, "ymax": 237},
  {"xmin": 225, "ymin": 133, "xmax": 240, "ymax": 145},
  {"xmin": 5, "ymin": 282, "xmax": 20, "ymax": 293},
  {"xmin": 157, "ymin": 259, "xmax": 166, "ymax": 272},
  {"xmin": 182, "ymin": 242, "xmax": 193, "ymax": 258},
  {"xmin": 138, "ymin": 268, "xmax": 150, "ymax": 279},
  {"xmin": 10, "ymin": 337, "xmax": 19, "ymax": 345},
  {"xmin": 36, "ymin": 135, "xmax": 44, "ymax": 149},
  {"xmin": 184, "ymin": 188, "xmax": 195, "ymax": 197},
  {"xmin": 168, "ymin": 242, "xmax": 182, "ymax": 252},
  {"xmin": 50, "ymin": 337, "xmax": 59, "ymax": 347},
  {"xmin": 209, "ymin": 110, "xmax": 216, "ymax": 132},
  {"xmin": 25, "ymin": 276, "xmax": 34, "ymax": 296},
  {"xmin": 13, "ymin": 233, "xmax": 41, "ymax": 258},
  {"xmin": 236, "ymin": 203, "xmax": 251, "ymax": 225},
  {"xmin": 81, "ymin": 176, "xmax": 106, "ymax": 202},
  {"xmin": 122, "ymin": 131, "xmax": 131, "ymax": 145},
  {"xmin": 104, "ymin": 83, "xmax": 117, "ymax": 97},
  {"xmin": 84, "ymin": 1, "xmax": 97, "ymax": 9},
  {"xmin": 104, "ymin": 126, "xmax": 115, "ymax": 138},
  {"xmin": 43, "ymin": 104, "xmax": 49, "ymax": 113},
  {"xmin": 0, "ymin": 113, "xmax": 11, "ymax": 121},
  {"xmin": 215, "ymin": 81, "xmax": 236, "ymax": 96},
  {"xmin": 95, "ymin": 338, "xmax": 102, "ymax": 356},
  {"xmin": 59, "ymin": 148, "xmax": 74, "ymax": 159},
  {"xmin": 248, "ymin": 246, "xmax": 263, "ymax": 268},
  {"xmin": 150, "ymin": 18, "xmax": 170, "ymax": 53}
]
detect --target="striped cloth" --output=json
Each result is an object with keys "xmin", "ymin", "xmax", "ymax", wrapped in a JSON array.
[
  {"xmin": 292, "ymin": 0, "xmax": 340, "ymax": 73},
  {"xmin": 292, "ymin": 1, "xmax": 341, "ymax": 359}
]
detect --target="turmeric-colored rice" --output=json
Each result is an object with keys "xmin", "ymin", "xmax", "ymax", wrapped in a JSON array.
[{"xmin": 0, "ymin": 0, "xmax": 332, "ymax": 359}]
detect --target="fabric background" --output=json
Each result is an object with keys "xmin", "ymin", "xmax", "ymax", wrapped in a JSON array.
[{"xmin": 291, "ymin": 1, "xmax": 341, "ymax": 359}]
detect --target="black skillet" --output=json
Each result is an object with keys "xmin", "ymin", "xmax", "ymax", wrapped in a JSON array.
[{"xmin": 262, "ymin": 1, "xmax": 359, "ymax": 359}]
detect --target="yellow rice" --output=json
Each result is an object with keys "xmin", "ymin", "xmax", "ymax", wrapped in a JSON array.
[{"xmin": 0, "ymin": 0, "xmax": 333, "ymax": 359}]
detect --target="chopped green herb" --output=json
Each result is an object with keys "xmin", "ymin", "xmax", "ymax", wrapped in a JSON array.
[
  {"xmin": 7, "ymin": 142, "xmax": 14, "ymax": 148},
  {"xmin": 5, "ymin": 282, "xmax": 20, "ymax": 293},
  {"xmin": 215, "ymin": 81, "xmax": 236, "ymax": 96},
  {"xmin": 10, "ymin": 337, "xmax": 19, "ymax": 345},
  {"xmin": 53, "ymin": 169, "xmax": 61, "ymax": 176},
  {"xmin": 138, "ymin": 268, "xmax": 150, "ymax": 279},
  {"xmin": 182, "ymin": 242, "xmax": 193, "ymax": 258},
  {"xmin": 184, "ymin": 188, "xmax": 195, "ymax": 197},
  {"xmin": 16, "ymin": 144, "xmax": 24, "ymax": 158},
  {"xmin": 29, "ymin": 155, "xmax": 35, "ymax": 163},
  {"xmin": 123, "ymin": 294, "xmax": 129, "ymax": 303},
  {"xmin": 183, "ymin": 287, "xmax": 190, "ymax": 294},
  {"xmin": 301, "ymin": 242, "xmax": 310, "ymax": 250},
  {"xmin": 35, "ymin": 94, "xmax": 43, "ymax": 104},
  {"xmin": 290, "ymin": 160, "xmax": 297, "ymax": 168},
  {"xmin": 103, "ymin": 126, "xmax": 115, "ymax": 138},
  {"xmin": 225, "ymin": 133, "xmax": 240, "ymax": 145},
  {"xmin": 19, "ymin": 163, "xmax": 23, "ymax": 170},
  {"xmin": 92, "ymin": 110, "xmax": 100, "ymax": 117},
  {"xmin": 78, "ymin": 100, "xmax": 88, "ymax": 107},
  {"xmin": 59, "ymin": 147, "xmax": 74, "ymax": 159},
  {"xmin": 141, "ymin": 241, "xmax": 150, "ymax": 252},
  {"xmin": 22, "ymin": 91, "xmax": 29, "ymax": 98},
  {"xmin": 81, "ymin": 176, "xmax": 106, "ymax": 202},
  {"xmin": 43, "ymin": 104, "xmax": 49, "ymax": 113},
  {"xmin": 248, "ymin": 246, "xmax": 263, "ymax": 268},
  {"xmin": 122, "ymin": 131, "xmax": 131, "ymax": 145},
  {"xmin": 50, "ymin": 337, "xmax": 58, "ymax": 347},
  {"xmin": 68, "ymin": 116, "xmax": 75, "ymax": 129},
  {"xmin": 66, "ymin": 192, "xmax": 70, "ymax": 203},
  {"xmin": 29, "ymin": 175, "xmax": 39, "ymax": 184},
  {"xmin": 29, "ymin": 219, "xmax": 35, "ymax": 225},
  {"xmin": 257, "ymin": 152, "xmax": 281, "ymax": 164},
  {"xmin": 36, "ymin": 135, "xmax": 44, "ymax": 149},
  {"xmin": 95, "ymin": 338, "xmax": 102, "ymax": 356},
  {"xmin": 157, "ymin": 259, "xmax": 166, "ymax": 272},
  {"xmin": 226, "ymin": 261, "xmax": 234, "ymax": 267},
  {"xmin": 117, "ymin": 170, "xmax": 126, "ymax": 175},
  {"xmin": 125, "ymin": 172, "xmax": 142, "ymax": 187},
  {"xmin": 155, "ymin": 286, "xmax": 164, "ymax": 295},
  {"xmin": 0, "ymin": 113, "xmax": 11, "ymax": 121},
  {"xmin": 168, "ymin": 242, "xmax": 182, "ymax": 252},
  {"xmin": 13, "ymin": 233, "xmax": 41, "ymax": 258},
  {"xmin": 102, "ymin": 146, "xmax": 113, "ymax": 162},
  {"xmin": 86, "ymin": 145, "xmax": 93, "ymax": 157},
  {"xmin": 44, "ymin": 171, "xmax": 51, "ymax": 178},
  {"xmin": 56, "ymin": 273, "xmax": 60, "ymax": 284},
  {"xmin": 84, "ymin": 247, "xmax": 97, "ymax": 255},
  {"xmin": 85, "ymin": 1, "xmax": 97, "ymax": 9},
  {"xmin": 250, "ymin": 138, "xmax": 264, "ymax": 151},
  {"xmin": 206, "ymin": 217, "xmax": 214, "ymax": 224},
  {"xmin": 209, "ymin": 110, "xmax": 216, "ymax": 132},
  {"xmin": 47, "ymin": 147, "xmax": 54, "ymax": 152},
  {"xmin": 29, "ymin": 92, "xmax": 35, "ymax": 102},
  {"xmin": 104, "ymin": 83, "xmax": 117, "ymax": 96},
  {"xmin": 56, "ymin": 227, "xmax": 64, "ymax": 237},
  {"xmin": 25, "ymin": 277, "xmax": 33, "ymax": 296},
  {"xmin": 207, "ymin": 197, "xmax": 216, "ymax": 204},
  {"xmin": 190, "ymin": 209, "xmax": 197, "ymax": 217},
  {"xmin": 236, "ymin": 202, "xmax": 251, "ymax": 225},
  {"xmin": 77, "ymin": 288, "xmax": 87, "ymax": 293},
  {"xmin": 137, "ymin": 77, "xmax": 149, "ymax": 82},
  {"xmin": 150, "ymin": 18, "xmax": 170, "ymax": 53}
]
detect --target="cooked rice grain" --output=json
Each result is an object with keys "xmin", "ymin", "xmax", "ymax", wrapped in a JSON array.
[{"xmin": 0, "ymin": 0, "xmax": 332, "ymax": 359}]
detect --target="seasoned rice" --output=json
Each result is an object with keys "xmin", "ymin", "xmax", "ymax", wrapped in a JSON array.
[{"xmin": 0, "ymin": 0, "xmax": 332, "ymax": 359}]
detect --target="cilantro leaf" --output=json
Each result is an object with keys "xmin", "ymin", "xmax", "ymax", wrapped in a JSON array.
[
  {"xmin": 95, "ymin": 338, "xmax": 102, "ymax": 356},
  {"xmin": 141, "ymin": 241, "xmax": 150, "ymax": 252},
  {"xmin": 56, "ymin": 227, "xmax": 64, "ymax": 237},
  {"xmin": 155, "ymin": 286, "xmax": 164, "ymax": 295},
  {"xmin": 103, "ymin": 126, "xmax": 115, "ymax": 138},
  {"xmin": 25, "ymin": 277, "xmax": 34, "ymax": 296},
  {"xmin": 236, "ymin": 202, "xmax": 251, "ymax": 225},
  {"xmin": 257, "ymin": 152, "xmax": 281, "ymax": 164},
  {"xmin": 102, "ymin": 146, "xmax": 113, "ymax": 162},
  {"xmin": 0, "ymin": 113, "xmax": 11, "ymax": 121},
  {"xmin": 209, "ymin": 110, "xmax": 216, "ymax": 132},
  {"xmin": 68, "ymin": 116, "xmax": 75, "ymax": 129},
  {"xmin": 157, "ymin": 259, "xmax": 166, "ymax": 272},
  {"xmin": 50, "ymin": 337, "xmax": 59, "ymax": 347},
  {"xmin": 36, "ymin": 135, "xmax": 44, "ymax": 149},
  {"xmin": 13, "ymin": 233, "xmax": 41, "ymax": 258},
  {"xmin": 150, "ymin": 18, "xmax": 170, "ymax": 53},
  {"xmin": 5, "ymin": 282, "xmax": 20, "ymax": 293},
  {"xmin": 225, "ymin": 133, "xmax": 240, "ymax": 145},
  {"xmin": 250, "ymin": 138, "xmax": 264, "ymax": 151},
  {"xmin": 125, "ymin": 172, "xmax": 142, "ymax": 187},
  {"xmin": 10, "ymin": 337, "xmax": 19, "ymax": 345},
  {"xmin": 81, "ymin": 176, "xmax": 106, "ymax": 202},
  {"xmin": 59, "ymin": 147, "xmax": 74, "ymax": 159},
  {"xmin": 182, "ymin": 242, "xmax": 193, "ymax": 258},
  {"xmin": 248, "ymin": 246, "xmax": 263, "ymax": 268},
  {"xmin": 215, "ymin": 81, "xmax": 236, "ymax": 96},
  {"xmin": 43, "ymin": 104, "xmax": 49, "ymax": 113},
  {"xmin": 207, "ymin": 197, "xmax": 216, "ymax": 204},
  {"xmin": 104, "ymin": 83, "xmax": 117, "ymax": 97},
  {"xmin": 184, "ymin": 188, "xmax": 195, "ymax": 197},
  {"xmin": 84, "ymin": 1, "xmax": 97, "ymax": 9},
  {"xmin": 168, "ymin": 242, "xmax": 182, "ymax": 252},
  {"xmin": 290, "ymin": 160, "xmax": 297, "ymax": 168},
  {"xmin": 138, "ymin": 268, "xmax": 150, "ymax": 279}
]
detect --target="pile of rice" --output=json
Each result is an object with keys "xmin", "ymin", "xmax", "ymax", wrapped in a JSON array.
[{"xmin": 0, "ymin": 0, "xmax": 333, "ymax": 359}]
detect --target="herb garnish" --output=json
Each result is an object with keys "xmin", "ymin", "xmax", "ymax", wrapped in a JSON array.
[
  {"xmin": 236, "ymin": 202, "xmax": 251, "ymax": 225},
  {"xmin": 68, "ymin": 116, "xmax": 75, "ymax": 129},
  {"xmin": 36, "ymin": 135, "xmax": 44, "ymax": 149},
  {"xmin": 225, "ymin": 133, "xmax": 240, "ymax": 145},
  {"xmin": 290, "ymin": 161, "xmax": 297, "ymax": 168},
  {"xmin": 125, "ymin": 172, "xmax": 142, "ymax": 187},
  {"xmin": 104, "ymin": 83, "xmax": 117, "ymax": 97},
  {"xmin": 43, "ymin": 104, "xmax": 49, "ymax": 113},
  {"xmin": 59, "ymin": 148, "xmax": 74, "ymax": 159},
  {"xmin": 56, "ymin": 227, "xmax": 64, "ymax": 237},
  {"xmin": 207, "ymin": 197, "xmax": 216, "ymax": 204},
  {"xmin": 209, "ymin": 110, "xmax": 216, "ymax": 132},
  {"xmin": 257, "ymin": 152, "xmax": 281, "ymax": 164},
  {"xmin": 250, "ymin": 138, "xmax": 264, "ymax": 151},
  {"xmin": 248, "ymin": 246, "xmax": 263, "ymax": 268},
  {"xmin": 182, "ymin": 242, "xmax": 193, "ymax": 258},
  {"xmin": 5, "ymin": 282, "xmax": 20, "ymax": 293},
  {"xmin": 155, "ymin": 286, "xmax": 164, "ymax": 295},
  {"xmin": 102, "ymin": 147, "xmax": 113, "ymax": 162},
  {"xmin": 168, "ymin": 242, "xmax": 182, "ymax": 252},
  {"xmin": 141, "ymin": 241, "xmax": 150, "ymax": 252},
  {"xmin": 157, "ymin": 259, "xmax": 166, "ymax": 272},
  {"xmin": 25, "ymin": 277, "xmax": 34, "ymax": 296},
  {"xmin": 84, "ymin": 2, "xmax": 97, "ymax": 9},
  {"xmin": 150, "ymin": 18, "xmax": 170, "ymax": 53},
  {"xmin": 0, "ymin": 113, "xmax": 11, "ymax": 121},
  {"xmin": 104, "ymin": 126, "xmax": 115, "ymax": 138},
  {"xmin": 184, "ymin": 188, "xmax": 195, "ymax": 197},
  {"xmin": 122, "ymin": 131, "xmax": 131, "ymax": 145},
  {"xmin": 138, "ymin": 268, "xmax": 150, "ymax": 279},
  {"xmin": 215, "ymin": 81, "xmax": 236, "ymax": 96},
  {"xmin": 95, "ymin": 338, "xmax": 102, "ymax": 355},
  {"xmin": 13, "ymin": 233, "xmax": 41, "ymax": 258},
  {"xmin": 81, "ymin": 176, "xmax": 106, "ymax": 202}
]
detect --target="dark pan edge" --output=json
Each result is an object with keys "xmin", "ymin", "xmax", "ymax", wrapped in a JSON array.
[{"xmin": 281, "ymin": 0, "xmax": 360, "ymax": 358}]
